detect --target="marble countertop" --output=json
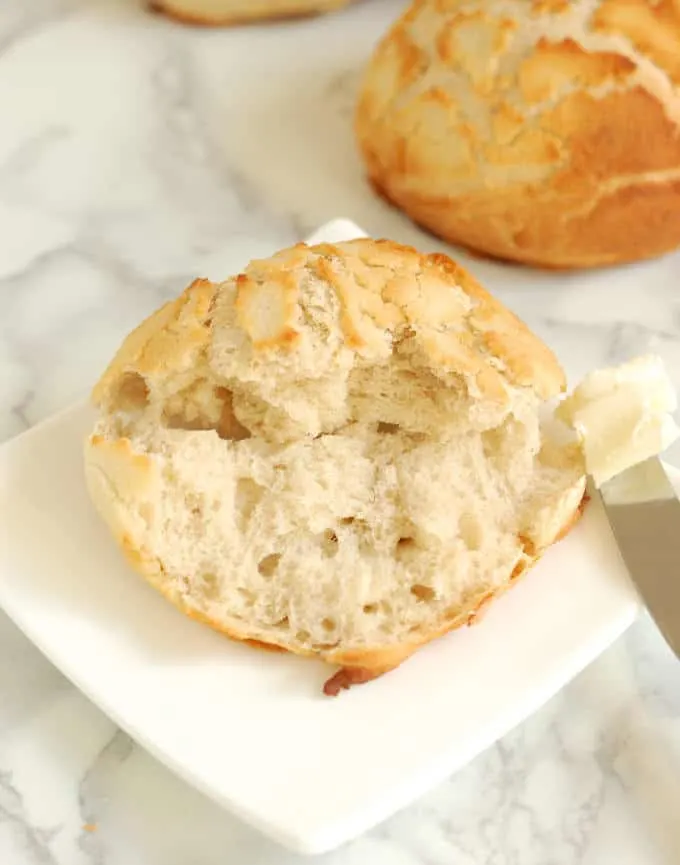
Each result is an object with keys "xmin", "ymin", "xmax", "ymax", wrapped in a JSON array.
[{"xmin": 2, "ymin": 1, "xmax": 680, "ymax": 863}]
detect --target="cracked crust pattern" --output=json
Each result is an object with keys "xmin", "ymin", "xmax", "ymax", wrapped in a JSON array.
[
  {"xmin": 356, "ymin": 0, "xmax": 680, "ymax": 269},
  {"xmin": 93, "ymin": 238, "xmax": 566, "ymax": 416}
]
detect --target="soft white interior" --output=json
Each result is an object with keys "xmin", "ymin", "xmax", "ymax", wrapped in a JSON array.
[{"xmin": 90, "ymin": 364, "xmax": 585, "ymax": 653}]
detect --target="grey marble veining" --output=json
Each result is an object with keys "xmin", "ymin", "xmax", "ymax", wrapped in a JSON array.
[{"xmin": 1, "ymin": 1, "xmax": 680, "ymax": 863}]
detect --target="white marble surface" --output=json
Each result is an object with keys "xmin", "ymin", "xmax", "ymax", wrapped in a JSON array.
[{"xmin": 1, "ymin": 0, "xmax": 680, "ymax": 862}]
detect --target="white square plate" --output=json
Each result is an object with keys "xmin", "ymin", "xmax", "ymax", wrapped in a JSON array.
[{"xmin": 0, "ymin": 220, "xmax": 650, "ymax": 854}]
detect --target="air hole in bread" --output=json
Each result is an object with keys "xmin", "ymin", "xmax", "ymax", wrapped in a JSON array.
[
  {"xmin": 321, "ymin": 617, "xmax": 336, "ymax": 632},
  {"xmin": 339, "ymin": 516, "xmax": 355, "ymax": 525},
  {"xmin": 114, "ymin": 372, "xmax": 149, "ymax": 411},
  {"xmin": 217, "ymin": 389, "xmax": 252, "ymax": 441},
  {"xmin": 321, "ymin": 529, "xmax": 339, "ymax": 557},
  {"xmin": 237, "ymin": 587, "xmax": 256, "ymax": 606},
  {"xmin": 459, "ymin": 513, "xmax": 483, "ymax": 551},
  {"xmin": 396, "ymin": 536, "xmax": 416, "ymax": 557},
  {"xmin": 481, "ymin": 427, "xmax": 496, "ymax": 453},
  {"xmin": 160, "ymin": 378, "xmax": 223, "ymax": 432},
  {"xmin": 201, "ymin": 572, "xmax": 220, "ymax": 601},
  {"xmin": 296, "ymin": 629, "xmax": 310, "ymax": 642},
  {"xmin": 236, "ymin": 479, "xmax": 264, "ymax": 527},
  {"xmin": 165, "ymin": 414, "xmax": 214, "ymax": 432},
  {"xmin": 257, "ymin": 553, "xmax": 281, "ymax": 578},
  {"xmin": 411, "ymin": 584, "xmax": 436, "ymax": 602},
  {"xmin": 363, "ymin": 603, "xmax": 378, "ymax": 614},
  {"xmin": 377, "ymin": 421, "xmax": 400, "ymax": 434}
]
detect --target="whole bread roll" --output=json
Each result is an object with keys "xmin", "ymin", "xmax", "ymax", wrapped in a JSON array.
[
  {"xmin": 84, "ymin": 239, "xmax": 586, "ymax": 694},
  {"xmin": 149, "ymin": 0, "xmax": 354, "ymax": 25},
  {"xmin": 356, "ymin": 0, "xmax": 680, "ymax": 269}
]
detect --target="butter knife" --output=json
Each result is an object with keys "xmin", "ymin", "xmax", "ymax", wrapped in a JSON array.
[{"xmin": 599, "ymin": 456, "xmax": 680, "ymax": 658}]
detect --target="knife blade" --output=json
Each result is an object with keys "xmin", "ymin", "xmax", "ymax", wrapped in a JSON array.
[{"xmin": 599, "ymin": 456, "xmax": 680, "ymax": 658}]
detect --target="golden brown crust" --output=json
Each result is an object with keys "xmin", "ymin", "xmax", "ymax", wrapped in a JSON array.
[
  {"xmin": 148, "ymin": 0, "xmax": 355, "ymax": 26},
  {"xmin": 593, "ymin": 0, "xmax": 680, "ymax": 85},
  {"xmin": 356, "ymin": 0, "xmax": 680, "ymax": 269}
]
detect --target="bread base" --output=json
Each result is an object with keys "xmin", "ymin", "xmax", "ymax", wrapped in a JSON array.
[
  {"xmin": 148, "ymin": 0, "xmax": 355, "ymax": 26},
  {"xmin": 368, "ymin": 172, "xmax": 680, "ymax": 271},
  {"xmin": 118, "ymin": 491, "xmax": 587, "ymax": 695}
]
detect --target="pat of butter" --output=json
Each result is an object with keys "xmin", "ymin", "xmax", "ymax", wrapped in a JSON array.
[{"xmin": 556, "ymin": 355, "xmax": 680, "ymax": 488}]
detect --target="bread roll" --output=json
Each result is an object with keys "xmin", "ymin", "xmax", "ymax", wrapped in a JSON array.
[
  {"xmin": 356, "ymin": 0, "xmax": 680, "ymax": 269},
  {"xmin": 84, "ymin": 239, "xmax": 586, "ymax": 694},
  {"xmin": 149, "ymin": 0, "xmax": 355, "ymax": 25}
]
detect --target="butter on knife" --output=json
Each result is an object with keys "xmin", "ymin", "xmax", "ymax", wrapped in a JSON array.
[{"xmin": 556, "ymin": 355, "xmax": 680, "ymax": 488}]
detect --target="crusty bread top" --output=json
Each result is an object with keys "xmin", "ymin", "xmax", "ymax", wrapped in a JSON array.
[
  {"xmin": 93, "ymin": 239, "xmax": 565, "ymax": 434},
  {"xmin": 358, "ymin": 0, "xmax": 680, "ymax": 172},
  {"xmin": 355, "ymin": 0, "xmax": 680, "ymax": 268}
]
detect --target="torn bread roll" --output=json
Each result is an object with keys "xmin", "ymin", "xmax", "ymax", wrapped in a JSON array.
[
  {"xmin": 84, "ymin": 239, "xmax": 586, "ymax": 694},
  {"xmin": 148, "ymin": 0, "xmax": 355, "ymax": 26},
  {"xmin": 356, "ymin": 0, "xmax": 680, "ymax": 269}
]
